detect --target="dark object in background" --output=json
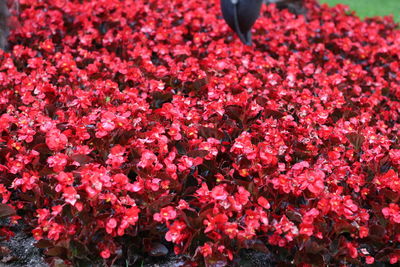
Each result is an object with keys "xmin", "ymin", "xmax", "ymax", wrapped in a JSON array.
[
  {"xmin": 264, "ymin": 0, "xmax": 306, "ymax": 15},
  {"xmin": 220, "ymin": 0, "xmax": 264, "ymax": 45},
  {"xmin": 220, "ymin": 0, "xmax": 306, "ymax": 45},
  {"xmin": 0, "ymin": 0, "xmax": 9, "ymax": 50}
]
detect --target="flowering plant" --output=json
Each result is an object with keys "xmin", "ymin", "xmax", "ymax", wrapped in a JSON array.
[{"xmin": 0, "ymin": 0, "xmax": 399, "ymax": 266}]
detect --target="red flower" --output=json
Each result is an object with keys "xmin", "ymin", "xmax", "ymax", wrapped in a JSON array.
[
  {"xmin": 154, "ymin": 206, "xmax": 177, "ymax": 223},
  {"xmin": 106, "ymin": 218, "xmax": 118, "ymax": 234},
  {"xmin": 55, "ymin": 172, "xmax": 74, "ymax": 186},
  {"xmin": 111, "ymin": 173, "xmax": 128, "ymax": 186},
  {"xmin": 347, "ymin": 242, "xmax": 358, "ymax": 259},
  {"xmin": 1, "ymin": 0, "xmax": 399, "ymax": 264},
  {"xmin": 47, "ymin": 153, "xmax": 68, "ymax": 172},
  {"xmin": 100, "ymin": 249, "xmax": 111, "ymax": 259},
  {"xmin": 11, "ymin": 172, "xmax": 39, "ymax": 192},
  {"xmin": 300, "ymin": 170, "xmax": 325, "ymax": 195},
  {"xmin": 234, "ymin": 186, "xmax": 250, "ymax": 206},
  {"xmin": 390, "ymin": 255, "xmax": 398, "ymax": 264},
  {"xmin": 210, "ymin": 185, "xmax": 228, "ymax": 201},
  {"xmin": 168, "ymin": 123, "xmax": 182, "ymax": 141},
  {"xmin": 299, "ymin": 224, "xmax": 314, "ymax": 236},
  {"xmin": 359, "ymin": 226, "xmax": 369, "ymax": 238},
  {"xmin": 62, "ymin": 187, "xmax": 79, "ymax": 206},
  {"xmin": 106, "ymin": 145, "xmax": 126, "ymax": 168},
  {"xmin": 374, "ymin": 169, "xmax": 400, "ymax": 192},
  {"xmin": 46, "ymin": 129, "xmax": 68, "ymax": 151},
  {"xmin": 165, "ymin": 221, "xmax": 187, "ymax": 243},
  {"xmin": 257, "ymin": 196, "xmax": 270, "ymax": 209},
  {"xmin": 365, "ymin": 256, "xmax": 374, "ymax": 264},
  {"xmin": 230, "ymin": 132, "xmax": 256, "ymax": 159},
  {"xmin": 48, "ymin": 223, "xmax": 64, "ymax": 241},
  {"xmin": 382, "ymin": 204, "xmax": 400, "ymax": 224},
  {"xmin": 223, "ymin": 223, "xmax": 238, "ymax": 239},
  {"xmin": 96, "ymin": 111, "xmax": 116, "ymax": 138},
  {"xmin": 204, "ymin": 214, "xmax": 229, "ymax": 233},
  {"xmin": 32, "ymin": 228, "xmax": 43, "ymax": 241},
  {"xmin": 200, "ymin": 243, "xmax": 213, "ymax": 257}
]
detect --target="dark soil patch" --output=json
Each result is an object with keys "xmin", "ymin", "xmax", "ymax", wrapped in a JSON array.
[
  {"xmin": 0, "ymin": 220, "xmax": 46, "ymax": 267},
  {"xmin": 0, "ymin": 220, "xmax": 276, "ymax": 267},
  {"xmin": 142, "ymin": 249, "xmax": 276, "ymax": 267},
  {"xmin": 0, "ymin": 222, "xmax": 48, "ymax": 267}
]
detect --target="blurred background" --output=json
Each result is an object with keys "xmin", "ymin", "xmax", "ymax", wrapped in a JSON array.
[{"xmin": 320, "ymin": 0, "xmax": 400, "ymax": 22}]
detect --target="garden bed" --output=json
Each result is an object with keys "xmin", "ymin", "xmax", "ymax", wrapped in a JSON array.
[{"xmin": 0, "ymin": 0, "xmax": 399, "ymax": 266}]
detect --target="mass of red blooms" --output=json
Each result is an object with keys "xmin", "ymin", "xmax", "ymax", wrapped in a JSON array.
[{"xmin": 0, "ymin": 0, "xmax": 399, "ymax": 266}]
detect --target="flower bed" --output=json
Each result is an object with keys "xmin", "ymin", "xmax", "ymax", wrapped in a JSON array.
[{"xmin": 0, "ymin": 0, "xmax": 399, "ymax": 266}]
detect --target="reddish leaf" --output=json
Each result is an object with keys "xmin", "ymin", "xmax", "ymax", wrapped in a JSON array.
[
  {"xmin": 45, "ymin": 247, "xmax": 68, "ymax": 258},
  {"xmin": 224, "ymin": 105, "xmax": 243, "ymax": 122},
  {"xmin": 0, "ymin": 204, "xmax": 15, "ymax": 219},
  {"xmin": 187, "ymin": 150, "xmax": 209, "ymax": 158},
  {"xmin": 264, "ymin": 109, "xmax": 284, "ymax": 119},
  {"xmin": 69, "ymin": 154, "xmax": 92, "ymax": 165},
  {"xmin": 198, "ymin": 127, "xmax": 223, "ymax": 139},
  {"xmin": 150, "ymin": 92, "xmax": 173, "ymax": 109},
  {"xmin": 346, "ymin": 132, "xmax": 365, "ymax": 151},
  {"xmin": 35, "ymin": 239, "xmax": 54, "ymax": 249}
]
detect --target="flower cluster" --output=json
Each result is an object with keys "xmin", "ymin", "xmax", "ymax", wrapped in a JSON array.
[{"xmin": 0, "ymin": 0, "xmax": 399, "ymax": 266}]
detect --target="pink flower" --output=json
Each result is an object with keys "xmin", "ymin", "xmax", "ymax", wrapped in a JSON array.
[
  {"xmin": 100, "ymin": 249, "xmax": 111, "ymax": 259},
  {"xmin": 200, "ymin": 243, "xmax": 213, "ymax": 257},
  {"xmin": 165, "ymin": 221, "xmax": 187, "ymax": 243},
  {"xmin": 365, "ymin": 256, "xmax": 374, "ymax": 264},
  {"xmin": 106, "ymin": 218, "xmax": 118, "ymax": 234},
  {"xmin": 62, "ymin": 187, "xmax": 79, "ymax": 206},
  {"xmin": 46, "ymin": 129, "xmax": 68, "ymax": 151},
  {"xmin": 257, "ymin": 196, "xmax": 270, "ymax": 209},
  {"xmin": 154, "ymin": 206, "xmax": 177, "ymax": 222},
  {"xmin": 211, "ymin": 185, "xmax": 228, "ymax": 201},
  {"xmin": 47, "ymin": 153, "xmax": 68, "ymax": 172}
]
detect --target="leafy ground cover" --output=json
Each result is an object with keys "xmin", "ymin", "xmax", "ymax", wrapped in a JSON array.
[
  {"xmin": 0, "ymin": 0, "xmax": 399, "ymax": 266},
  {"xmin": 320, "ymin": 0, "xmax": 400, "ymax": 22}
]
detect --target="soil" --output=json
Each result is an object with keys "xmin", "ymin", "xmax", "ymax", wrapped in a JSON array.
[
  {"xmin": 138, "ymin": 249, "xmax": 276, "ymax": 267},
  {"xmin": 142, "ymin": 255, "xmax": 189, "ymax": 267},
  {"xmin": 0, "ymin": 221, "xmax": 276, "ymax": 267},
  {"xmin": 0, "ymin": 221, "xmax": 46, "ymax": 267},
  {"xmin": 141, "ymin": 252, "xmax": 275, "ymax": 267}
]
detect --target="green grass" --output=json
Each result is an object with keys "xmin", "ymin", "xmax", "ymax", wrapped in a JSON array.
[{"xmin": 319, "ymin": 0, "xmax": 400, "ymax": 22}]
